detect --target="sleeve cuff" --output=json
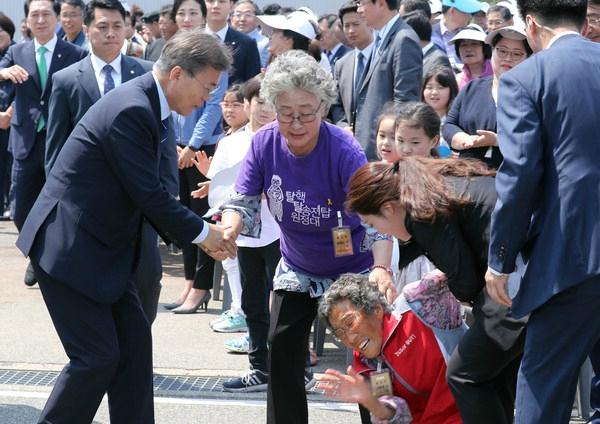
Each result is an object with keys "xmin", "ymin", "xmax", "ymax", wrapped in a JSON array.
[{"xmin": 191, "ymin": 223, "xmax": 210, "ymax": 244}]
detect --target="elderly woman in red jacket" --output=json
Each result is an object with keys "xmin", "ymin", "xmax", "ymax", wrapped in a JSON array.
[{"xmin": 318, "ymin": 273, "xmax": 463, "ymax": 424}]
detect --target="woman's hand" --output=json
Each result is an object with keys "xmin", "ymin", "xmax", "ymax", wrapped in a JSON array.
[
  {"xmin": 192, "ymin": 150, "xmax": 212, "ymax": 176},
  {"xmin": 318, "ymin": 367, "xmax": 373, "ymax": 405},
  {"xmin": 451, "ymin": 132, "xmax": 478, "ymax": 150},
  {"xmin": 191, "ymin": 181, "xmax": 210, "ymax": 199},
  {"xmin": 319, "ymin": 367, "xmax": 396, "ymax": 421},
  {"xmin": 369, "ymin": 267, "xmax": 397, "ymax": 304},
  {"xmin": 475, "ymin": 130, "xmax": 497, "ymax": 147}
]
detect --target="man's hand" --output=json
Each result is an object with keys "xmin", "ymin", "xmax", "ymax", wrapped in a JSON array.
[
  {"xmin": 0, "ymin": 65, "xmax": 29, "ymax": 84},
  {"xmin": 197, "ymin": 223, "xmax": 237, "ymax": 260},
  {"xmin": 485, "ymin": 268, "xmax": 512, "ymax": 307},
  {"xmin": 178, "ymin": 146, "xmax": 196, "ymax": 169},
  {"xmin": 369, "ymin": 267, "xmax": 397, "ymax": 304}
]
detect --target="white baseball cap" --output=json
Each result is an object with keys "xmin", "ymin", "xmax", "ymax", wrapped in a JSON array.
[{"xmin": 257, "ymin": 11, "xmax": 316, "ymax": 40}]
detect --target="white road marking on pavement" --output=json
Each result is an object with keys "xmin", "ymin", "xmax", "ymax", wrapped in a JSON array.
[{"xmin": 0, "ymin": 390, "xmax": 358, "ymax": 413}]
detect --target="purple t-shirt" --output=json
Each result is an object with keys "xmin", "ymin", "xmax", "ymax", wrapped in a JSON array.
[{"xmin": 235, "ymin": 121, "xmax": 373, "ymax": 278}]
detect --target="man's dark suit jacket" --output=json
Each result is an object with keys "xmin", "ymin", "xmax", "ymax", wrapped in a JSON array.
[
  {"xmin": 423, "ymin": 44, "xmax": 452, "ymax": 77},
  {"xmin": 0, "ymin": 38, "xmax": 86, "ymax": 160},
  {"xmin": 489, "ymin": 34, "xmax": 600, "ymax": 317},
  {"xmin": 17, "ymin": 72, "xmax": 206, "ymax": 304},
  {"xmin": 224, "ymin": 27, "xmax": 261, "ymax": 84},
  {"xmin": 45, "ymin": 54, "xmax": 153, "ymax": 175}
]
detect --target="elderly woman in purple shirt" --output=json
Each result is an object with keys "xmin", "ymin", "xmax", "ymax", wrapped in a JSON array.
[{"xmin": 219, "ymin": 50, "xmax": 394, "ymax": 424}]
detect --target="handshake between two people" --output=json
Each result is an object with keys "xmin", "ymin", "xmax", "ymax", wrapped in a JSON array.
[{"xmin": 197, "ymin": 223, "xmax": 238, "ymax": 261}]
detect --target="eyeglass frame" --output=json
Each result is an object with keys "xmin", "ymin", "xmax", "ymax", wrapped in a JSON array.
[
  {"xmin": 494, "ymin": 46, "xmax": 526, "ymax": 61},
  {"xmin": 231, "ymin": 12, "xmax": 256, "ymax": 19},
  {"xmin": 588, "ymin": 15, "xmax": 600, "ymax": 27},
  {"xmin": 275, "ymin": 100, "xmax": 324, "ymax": 125}
]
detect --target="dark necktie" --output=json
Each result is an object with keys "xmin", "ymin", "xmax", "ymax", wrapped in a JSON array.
[
  {"xmin": 354, "ymin": 51, "xmax": 366, "ymax": 95},
  {"xmin": 160, "ymin": 117, "xmax": 170, "ymax": 144},
  {"xmin": 103, "ymin": 64, "xmax": 115, "ymax": 95}
]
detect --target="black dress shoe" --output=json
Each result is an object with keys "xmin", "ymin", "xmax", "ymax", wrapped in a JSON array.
[{"xmin": 24, "ymin": 262, "xmax": 37, "ymax": 287}]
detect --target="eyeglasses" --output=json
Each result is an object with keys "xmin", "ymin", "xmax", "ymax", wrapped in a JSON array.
[
  {"xmin": 232, "ymin": 12, "xmax": 255, "ymax": 19},
  {"xmin": 206, "ymin": 0, "xmax": 229, "ymax": 4},
  {"xmin": 331, "ymin": 311, "xmax": 360, "ymax": 341},
  {"xmin": 588, "ymin": 15, "xmax": 600, "ymax": 27},
  {"xmin": 494, "ymin": 46, "xmax": 526, "ymax": 61},
  {"xmin": 186, "ymin": 72, "xmax": 218, "ymax": 97},
  {"xmin": 487, "ymin": 19, "xmax": 506, "ymax": 27},
  {"xmin": 220, "ymin": 101, "xmax": 243, "ymax": 109},
  {"xmin": 276, "ymin": 101, "xmax": 323, "ymax": 124}
]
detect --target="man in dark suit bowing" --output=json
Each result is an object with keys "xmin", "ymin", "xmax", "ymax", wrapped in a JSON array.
[
  {"xmin": 0, "ymin": 0, "xmax": 86, "ymax": 286},
  {"xmin": 485, "ymin": 1, "xmax": 600, "ymax": 423},
  {"xmin": 16, "ymin": 30, "xmax": 235, "ymax": 424},
  {"xmin": 205, "ymin": 0, "xmax": 261, "ymax": 84},
  {"xmin": 46, "ymin": 0, "xmax": 169, "ymax": 325}
]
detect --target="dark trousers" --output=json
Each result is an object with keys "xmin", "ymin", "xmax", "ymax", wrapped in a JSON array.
[
  {"xmin": 591, "ymin": 343, "xmax": 600, "ymax": 420},
  {"xmin": 12, "ymin": 131, "xmax": 45, "ymax": 231},
  {"xmin": 0, "ymin": 130, "xmax": 11, "ymax": 215},
  {"xmin": 238, "ymin": 241, "xmax": 280, "ymax": 373},
  {"xmin": 447, "ymin": 305, "xmax": 525, "ymax": 424},
  {"xmin": 178, "ymin": 146, "xmax": 215, "ymax": 289},
  {"xmin": 514, "ymin": 275, "xmax": 600, "ymax": 424},
  {"xmin": 267, "ymin": 290, "xmax": 317, "ymax": 424},
  {"xmin": 132, "ymin": 221, "xmax": 163, "ymax": 324},
  {"xmin": 33, "ymin": 263, "xmax": 154, "ymax": 424}
]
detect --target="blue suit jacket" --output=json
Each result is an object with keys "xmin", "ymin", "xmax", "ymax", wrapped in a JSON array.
[
  {"xmin": 45, "ymin": 54, "xmax": 153, "ymax": 175},
  {"xmin": 224, "ymin": 27, "xmax": 261, "ymax": 84},
  {"xmin": 16, "ymin": 72, "xmax": 206, "ymax": 304},
  {"xmin": 0, "ymin": 38, "xmax": 86, "ymax": 160},
  {"xmin": 489, "ymin": 34, "xmax": 600, "ymax": 317}
]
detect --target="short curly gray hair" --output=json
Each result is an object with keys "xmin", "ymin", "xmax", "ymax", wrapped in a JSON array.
[
  {"xmin": 260, "ymin": 49, "xmax": 338, "ymax": 109},
  {"xmin": 318, "ymin": 274, "xmax": 392, "ymax": 328}
]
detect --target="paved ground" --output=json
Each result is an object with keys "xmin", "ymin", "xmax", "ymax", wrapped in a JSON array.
[
  {"xmin": 0, "ymin": 220, "xmax": 356, "ymax": 423},
  {"xmin": 0, "ymin": 220, "xmax": 590, "ymax": 423}
]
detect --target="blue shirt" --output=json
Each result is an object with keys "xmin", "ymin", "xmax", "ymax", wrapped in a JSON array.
[{"xmin": 172, "ymin": 71, "xmax": 228, "ymax": 149}]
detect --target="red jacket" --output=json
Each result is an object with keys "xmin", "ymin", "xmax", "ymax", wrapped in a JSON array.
[{"xmin": 353, "ymin": 311, "xmax": 462, "ymax": 424}]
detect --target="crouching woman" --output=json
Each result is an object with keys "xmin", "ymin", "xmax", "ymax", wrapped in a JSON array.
[{"xmin": 317, "ymin": 273, "xmax": 463, "ymax": 423}]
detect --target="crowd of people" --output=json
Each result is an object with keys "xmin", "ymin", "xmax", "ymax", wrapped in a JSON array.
[{"xmin": 0, "ymin": 0, "xmax": 599, "ymax": 423}]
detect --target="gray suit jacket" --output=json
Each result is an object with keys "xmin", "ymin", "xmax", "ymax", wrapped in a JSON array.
[
  {"xmin": 330, "ymin": 50, "xmax": 355, "ymax": 126},
  {"xmin": 45, "ymin": 54, "xmax": 152, "ymax": 176},
  {"xmin": 423, "ymin": 44, "xmax": 451, "ymax": 77},
  {"xmin": 354, "ymin": 16, "xmax": 422, "ymax": 160}
]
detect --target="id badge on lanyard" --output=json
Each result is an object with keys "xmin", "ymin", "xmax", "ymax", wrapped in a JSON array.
[
  {"xmin": 332, "ymin": 211, "xmax": 354, "ymax": 257},
  {"xmin": 370, "ymin": 359, "xmax": 393, "ymax": 397}
]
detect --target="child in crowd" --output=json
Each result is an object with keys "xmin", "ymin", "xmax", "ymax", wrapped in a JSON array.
[
  {"xmin": 375, "ymin": 103, "xmax": 402, "ymax": 164},
  {"xmin": 393, "ymin": 102, "xmax": 440, "ymax": 290},
  {"xmin": 421, "ymin": 66, "xmax": 459, "ymax": 157},
  {"xmin": 220, "ymin": 84, "xmax": 249, "ymax": 136}
]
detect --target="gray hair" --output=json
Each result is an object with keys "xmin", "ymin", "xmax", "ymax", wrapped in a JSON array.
[
  {"xmin": 318, "ymin": 274, "xmax": 392, "ymax": 328},
  {"xmin": 155, "ymin": 29, "xmax": 232, "ymax": 76},
  {"xmin": 260, "ymin": 50, "xmax": 337, "ymax": 109}
]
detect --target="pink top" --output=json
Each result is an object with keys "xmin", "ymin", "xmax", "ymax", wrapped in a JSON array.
[{"xmin": 458, "ymin": 59, "xmax": 493, "ymax": 90}]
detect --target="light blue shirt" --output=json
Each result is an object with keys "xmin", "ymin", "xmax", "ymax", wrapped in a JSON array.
[{"xmin": 172, "ymin": 71, "xmax": 228, "ymax": 150}]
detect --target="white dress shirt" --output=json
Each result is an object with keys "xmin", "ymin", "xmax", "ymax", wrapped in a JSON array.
[{"xmin": 90, "ymin": 53, "xmax": 123, "ymax": 96}]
